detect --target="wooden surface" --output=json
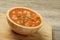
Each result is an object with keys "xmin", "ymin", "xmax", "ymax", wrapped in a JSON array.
[
  {"xmin": 0, "ymin": 0, "xmax": 60, "ymax": 40},
  {"xmin": 0, "ymin": 13, "xmax": 52, "ymax": 40}
]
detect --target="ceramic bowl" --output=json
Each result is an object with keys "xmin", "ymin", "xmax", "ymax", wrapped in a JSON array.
[{"xmin": 6, "ymin": 7, "xmax": 43, "ymax": 35}]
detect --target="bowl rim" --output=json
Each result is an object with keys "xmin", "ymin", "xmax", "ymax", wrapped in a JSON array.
[{"xmin": 7, "ymin": 7, "xmax": 43, "ymax": 29}]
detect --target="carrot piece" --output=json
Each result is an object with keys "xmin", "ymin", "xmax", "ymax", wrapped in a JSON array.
[
  {"xmin": 27, "ymin": 21, "xmax": 35, "ymax": 27},
  {"xmin": 35, "ymin": 20, "xmax": 40, "ymax": 26},
  {"xmin": 30, "ymin": 13, "xmax": 36, "ymax": 18},
  {"xmin": 25, "ymin": 22, "xmax": 30, "ymax": 27},
  {"xmin": 21, "ymin": 13, "xmax": 26, "ymax": 17},
  {"xmin": 16, "ymin": 20, "xmax": 20, "ymax": 24},
  {"xmin": 18, "ymin": 11, "xmax": 22, "ymax": 14},
  {"xmin": 12, "ymin": 11, "xmax": 15, "ymax": 14}
]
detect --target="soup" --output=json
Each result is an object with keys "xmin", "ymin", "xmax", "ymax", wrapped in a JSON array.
[{"xmin": 9, "ymin": 8, "xmax": 41, "ymax": 27}]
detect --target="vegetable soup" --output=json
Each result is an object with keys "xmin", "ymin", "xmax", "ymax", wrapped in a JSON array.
[{"xmin": 9, "ymin": 8, "xmax": 41, "ymax": 27}]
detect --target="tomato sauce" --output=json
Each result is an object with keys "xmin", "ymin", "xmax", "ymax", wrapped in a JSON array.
[{"xmin": 9, "ymin": 8, "xmax": 41, "ymax": 27}]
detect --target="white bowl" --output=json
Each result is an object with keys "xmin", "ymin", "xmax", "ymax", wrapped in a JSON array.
[{"xmin": 6, "ymin": 7, "xmax": 43, "ymax": 35}]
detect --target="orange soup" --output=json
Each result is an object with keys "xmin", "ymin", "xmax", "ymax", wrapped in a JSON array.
[{"xmin": 9, "ymin": 8, "xmax": 41, "ymax": 27}]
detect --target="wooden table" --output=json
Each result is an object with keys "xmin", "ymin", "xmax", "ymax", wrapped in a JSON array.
[
  {"xmin": 0, "ymin": 0, "xmax": 60, "ymax": 40},
  {"xmin": 0, "ymin": 13, "xmax": 52, "ymax": 40}
]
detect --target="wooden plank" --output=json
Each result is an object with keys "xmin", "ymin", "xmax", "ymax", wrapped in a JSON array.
[{"xmin": 0, "ymin": 13, "xmax": 52, "ymax": 40}]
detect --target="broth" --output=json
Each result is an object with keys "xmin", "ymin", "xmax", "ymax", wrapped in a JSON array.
[{"xmin": 9, "ymin": 8, "xmax": 41, "ymax": 27}]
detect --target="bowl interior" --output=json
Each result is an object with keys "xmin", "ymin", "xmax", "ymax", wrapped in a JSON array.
[{"xmin": 7, "ymin": 7, "xmax": 43, "ymax": 29}]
